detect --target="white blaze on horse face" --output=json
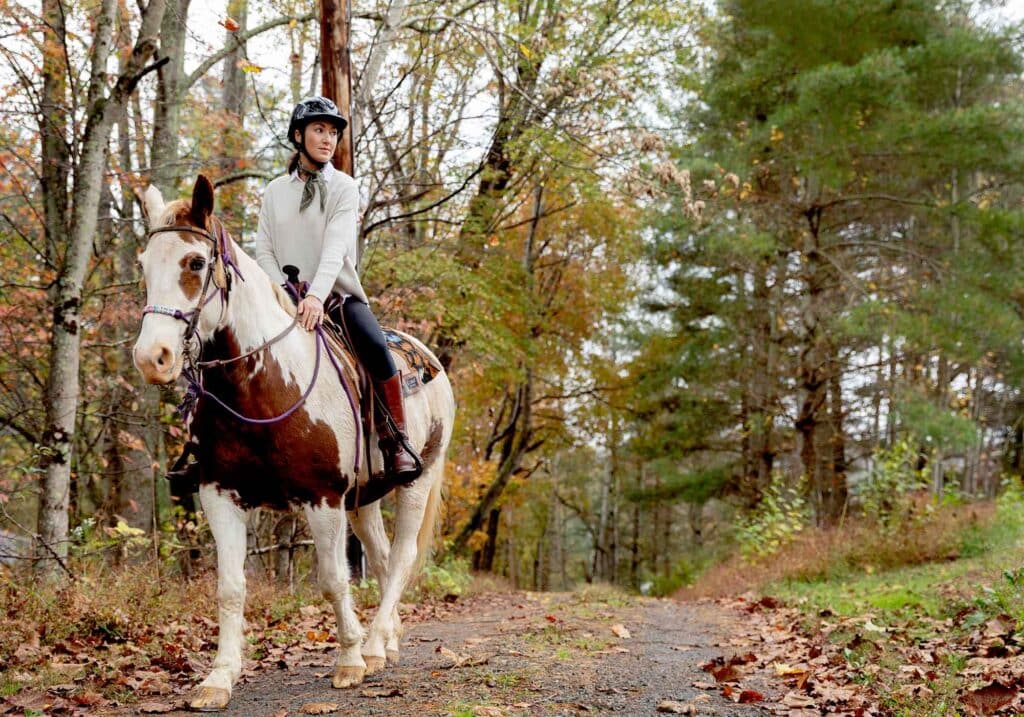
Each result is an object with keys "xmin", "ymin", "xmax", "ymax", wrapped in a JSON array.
[{"xmin": 133, "ymin": 233, "xmax": 215, "ymax": 384}]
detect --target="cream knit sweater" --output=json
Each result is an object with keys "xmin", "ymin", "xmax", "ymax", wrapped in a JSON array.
[{"xmin": 252, "ymin": 162, "xmax": 360, "ymax": 302}]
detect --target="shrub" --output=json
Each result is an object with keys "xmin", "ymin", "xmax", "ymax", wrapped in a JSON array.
[
  {"xmin": 735, "ymin": 471, "xmax": 810, "ymax": 558},
  {"xmin": 853, "ymin": 439, "xmax": 929, "ymax": 530}
]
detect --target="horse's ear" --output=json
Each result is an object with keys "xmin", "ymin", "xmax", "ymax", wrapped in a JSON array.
[
  {"xmin": 191, "ymin": 175, "xmax": 215, "ymax": 227},
  {"xmin": 140, "ymin": 185, "xmax": 165, "ymax": 228}
]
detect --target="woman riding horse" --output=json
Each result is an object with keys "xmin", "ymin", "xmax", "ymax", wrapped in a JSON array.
[{"xmin": 253, "ymin": 96, "xmax": 421, "ymax": 483}]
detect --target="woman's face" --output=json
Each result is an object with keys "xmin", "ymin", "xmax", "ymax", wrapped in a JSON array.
[{"xmin": 299, "ymin": 121, "xmax": 340, "ymax": 164}]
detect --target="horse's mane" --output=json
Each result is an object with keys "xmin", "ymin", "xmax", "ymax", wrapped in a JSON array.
[{"xmin": 270, "ymin": 282, "xmax": 298, "ymax": 318}]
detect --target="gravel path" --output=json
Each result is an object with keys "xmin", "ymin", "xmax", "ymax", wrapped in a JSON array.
[{"xmin": 122, "ymin": 591, "xmax": 776, "ymax": 716}]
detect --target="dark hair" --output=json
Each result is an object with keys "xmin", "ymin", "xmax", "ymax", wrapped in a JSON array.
[{"xmin": 287, "ymin": 151, "xmax": 301, "ymax": 175}]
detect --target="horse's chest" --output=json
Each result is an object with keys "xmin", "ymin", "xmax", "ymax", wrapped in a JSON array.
[{"xmin": 193, "ymin": 360, "xmax": 350, "ymax": 510}]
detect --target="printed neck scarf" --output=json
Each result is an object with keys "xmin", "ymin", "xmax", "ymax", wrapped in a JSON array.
[{"xmin": 298, "ymin": 166, "xmax": 327, "ymax": 212}]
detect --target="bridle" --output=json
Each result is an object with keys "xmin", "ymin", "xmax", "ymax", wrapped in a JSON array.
[
  {"xmin": 138, "ymin": 217, "xmax": 363, "ymax": 470},
  {"xmin": 142, "ymin": 221, "xmax": 239, "ymax": 350}
]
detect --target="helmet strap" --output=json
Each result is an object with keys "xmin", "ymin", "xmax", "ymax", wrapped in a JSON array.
[{"xmin": 296, "ymin": 131, "xmax": 328, "ymax": 172}]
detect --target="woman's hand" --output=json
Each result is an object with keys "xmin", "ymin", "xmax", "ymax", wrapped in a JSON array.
[{"xmin": 297, "ymin": 295, "xmax": 324, "ymax": 331}]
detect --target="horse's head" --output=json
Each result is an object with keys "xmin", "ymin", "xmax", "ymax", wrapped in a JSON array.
[{"xmin": 134, "ymin": 175, "xmax": 231, "ymax": 384}]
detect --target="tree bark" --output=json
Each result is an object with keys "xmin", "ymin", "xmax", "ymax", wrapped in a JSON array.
[
  {"xmin": 321, "ymin": 0, "xmax": 354, "ymax": 175},
  {"xmin": 151, "ymin": 0, "xmax": 192, "ymax": 195},
  {"xmin": 795, "ymin": 208, "xmax": 847, "ymax": 526},
  {"xmin": 37, "ymin": 0, "xmax": 167, "ymax": 575}
]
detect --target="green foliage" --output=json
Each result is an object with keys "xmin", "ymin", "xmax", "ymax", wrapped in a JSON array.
[
  {"xmin": 736, "ymin": 472, "xmax": 810, "ymax": 558},
  {"xmin": 406, "ymin": 556, "xmax": 472, "ymax": 603},
  {"xmin": 896, "ymin": 397, "xmax": 979, "ymax": 454},
  {"xmin": 854, "ymin": 439, "xmax": 929, "ymax": 529},
  {"xmin": 626, "ymin": 461, "xmax": 731, "ymax": 505}
]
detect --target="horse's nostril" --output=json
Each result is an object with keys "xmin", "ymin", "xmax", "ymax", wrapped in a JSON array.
[{"xmin": 155, "ymin": 346, "xmax": 173, "ymax": 369}]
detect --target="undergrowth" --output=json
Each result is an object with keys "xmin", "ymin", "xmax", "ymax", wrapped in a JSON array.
[
  {"xmin": 756, "ymin": 484, "xmax": 1024, "ymax": 716},
  {"xmin": 0, "ymin": 550, "xmax": 472, "ymax": 704},
  {"xmin": 680, "ymin": 498, "xmax": 995, "ymax": 599}
]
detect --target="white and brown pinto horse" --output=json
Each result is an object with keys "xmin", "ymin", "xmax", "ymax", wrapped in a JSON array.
[{"xmin": 133, "ymin": 176, "xmax": 454, "ymax": 711}]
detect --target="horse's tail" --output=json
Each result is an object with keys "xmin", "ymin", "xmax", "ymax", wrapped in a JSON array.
[{"xmin": 414, "ymin": 467, "xmax": 445, "ymax": 575}]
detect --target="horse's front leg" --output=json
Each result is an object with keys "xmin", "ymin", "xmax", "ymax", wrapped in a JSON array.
[
  {"xmin": 190, "ymin": 485, "xmax": 248, "ymax": 711},
  {"xmin": 304, "ymin": 501, "xmax": 366, "ymax": 688}
]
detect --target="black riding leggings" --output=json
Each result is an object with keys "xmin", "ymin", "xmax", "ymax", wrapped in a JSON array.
[{"xmin": 336, "ymin": 298, "xmax": 397, "ymax": 382}]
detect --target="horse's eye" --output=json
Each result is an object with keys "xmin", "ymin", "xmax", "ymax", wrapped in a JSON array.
[{"xmin": 189, "ymin": 257, "xmax": 206, "ymax": 272}]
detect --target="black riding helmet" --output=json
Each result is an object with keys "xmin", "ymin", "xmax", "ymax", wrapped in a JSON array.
[
  {"xmin": 288, "ymin": 97, "xmax": 348, "ymax": 145},
  {"xmin": 288, "ymin": 97, "xmax": 348, "ymax": 167}
]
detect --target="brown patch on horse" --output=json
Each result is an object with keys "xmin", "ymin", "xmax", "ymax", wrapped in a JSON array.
[
  {"xmin": 178, "ymin": 253, "xmax": 204, "ymax": 299},
  {"xmin": 150, "ymin": 199, "xmax": 207, "ymax": 241},
  {"xmin": 419, "ymin": 419, "xmax": 445, "ymax": 472},
  {"xmin": 194, "ymin": 327, "xmax": 350, "ymax": 510}
]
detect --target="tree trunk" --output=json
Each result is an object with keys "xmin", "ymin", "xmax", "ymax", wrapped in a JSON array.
[
  {"xmin": 107, "ymin": 41, "xmax": 158, "ymax": 539},
  {"xmin": 475, "ymin": 507, "xmax": 501, "ymax": 572},
  {"xmin": 40, "ymin": 0, "xmax": 69, "ymax": 267},
  {"xmin": 151, "ymin": 0, "xmax": 192, "ymax": 195},
  {"xmin": 451, "ymin": 375, "xmax": 533, "ymax": 555},
  {"xmin": 796, "ymin": 208, "xmax": 846, "ymax": 526},
  {"xmin": 320, "ymin": 0, "xmax": 354, "ymax": 175},
  {"xmin": 222, "ymin": 0, "xmax": 249, "ymax": 120},
  {"xmin": 37, "ymin": 0, "xmax": 167, "ymax": 576}
]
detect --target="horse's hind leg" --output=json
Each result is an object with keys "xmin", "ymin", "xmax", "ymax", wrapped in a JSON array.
[
  {"xmin": 304, "ymin": 502, "xmax": 366, "ymax": 688},
  {"xmin": 349, "ymin": 501, "xmax": 401, "ymax": 670},
  {"xmin": 361, "ymin": 475, "xmax": 435, "ymax": 671},
  {"xmin": 190, "ymin": 486, "xmax": 248, "ymax": 711}
]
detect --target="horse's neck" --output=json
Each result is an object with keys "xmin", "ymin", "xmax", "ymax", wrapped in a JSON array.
[{"xmin": 216, "ymin": 246, "xmax": 298, "ymax": 358}]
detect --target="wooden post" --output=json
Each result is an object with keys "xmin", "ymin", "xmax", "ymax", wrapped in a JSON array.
[
  {"xmin": 321, "ymin": 0, "xmax": 364, "ymax": 578},
  {"xmin": 320, "ymin": 0, "xmax": 354, "ymax": 176}
]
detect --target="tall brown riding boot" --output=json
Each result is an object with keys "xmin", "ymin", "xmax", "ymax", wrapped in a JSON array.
[{"xmin": 375, "ymin": 373, "xmax": 423, "ymax": 484}]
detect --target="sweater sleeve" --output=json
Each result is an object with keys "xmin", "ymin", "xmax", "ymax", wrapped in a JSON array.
[
  {"xmin": 253, "ymin": 187, "xmax": 286, "ymax": 285},
  {"xmin": 308, "ymin": 177, "xmax": 359, "ymax": 301}
]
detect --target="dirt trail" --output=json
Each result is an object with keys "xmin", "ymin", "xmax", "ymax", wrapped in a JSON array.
[{"xmin": 116, "ymin": 591, "xmax": 777, "ymax": 716}]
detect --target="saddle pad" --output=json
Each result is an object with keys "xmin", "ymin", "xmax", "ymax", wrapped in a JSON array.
[{"xmin": 383, "ymin": 329, "xmax": 442, "ymax": 387}]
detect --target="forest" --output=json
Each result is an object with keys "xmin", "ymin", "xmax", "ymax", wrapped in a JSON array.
[{"xmin": 3, "ymin": 0, "xmax": 1024, "ymax": 714}]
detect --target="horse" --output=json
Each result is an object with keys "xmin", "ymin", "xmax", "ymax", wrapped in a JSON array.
[{"xmin": 133, "ymin": 175, "xmax": 455, "ymax": 711}]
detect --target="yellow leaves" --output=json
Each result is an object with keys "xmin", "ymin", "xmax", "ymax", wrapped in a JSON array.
[
  {"xmin": 111, "ymin": 521, "xmax": 145, "ymax": 538},
  {"xmin": 773, "ymin": 662, "xmax": 807, "ymax": 677},
  {"xmin": 611, "ymin": 623, "xmax": 632, "ymax": 639},
  {"xmin": 770, "ymin": 126, "xmax": 784, "ymax": 143},
  {"xmin": 519, "ymin": 43, "xmax": 532, "ymax": 60},
  {"xmin": 239, "ymin": 61, "xmax": 263, "ymax": 74},
  {"xmin": 466, "ymin": 529, "xmax": 490, "ymax": 553}
]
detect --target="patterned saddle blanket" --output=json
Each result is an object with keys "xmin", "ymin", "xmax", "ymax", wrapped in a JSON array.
[{"xmin": 383, "ymin": 329, "xmax": 442, "ymax": 395}]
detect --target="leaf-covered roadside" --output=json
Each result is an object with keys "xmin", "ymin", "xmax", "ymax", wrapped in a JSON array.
[
  {"xmin": 0, "ymin": 565, "xmax": 467, "ymax": 716},
  {"xmin": 692, "ymin": 566, "xmax": 1024, "ymax": 716}
]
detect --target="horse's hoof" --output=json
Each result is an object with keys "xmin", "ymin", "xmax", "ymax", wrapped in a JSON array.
[
  {"xmin": 386, "ymin": 649, "xmax": 400, "ymax": 665},
  {"xmin": 332, "ymin": 665, "xmax": 366, "ymax": 689},
  {"xmin": 189, "ymin": 686, "xmax": 231, "ymax": 711},
  {"xmin": 364, "ymin": 655, "xmax": 386, "ymax": 675}
]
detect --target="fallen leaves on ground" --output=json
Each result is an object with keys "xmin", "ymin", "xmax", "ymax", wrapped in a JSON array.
[
  {"xmin": 298, "ymin": 702, "xmax": 339, "ymax": 714},
  {"xmin": 610, "ymin": 623, "xmax": 631, "ymax": 639},
  {"xmin": 696, "ymin": 594, "xmax": 1024, "ymax": 715},
  {"xmin": 656, "ymin": 699, "xmax": 696, "ymax": 714}
]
